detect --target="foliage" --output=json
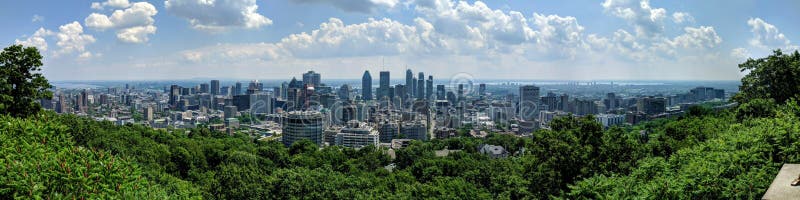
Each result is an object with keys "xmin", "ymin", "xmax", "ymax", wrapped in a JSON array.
[
  {"xmin": 734, "ymin": 49, "xmax": 800, "ymax": 105},
  {"xmin": 0, "ymin": 45, "xmax": 52, "ymax": 118}
]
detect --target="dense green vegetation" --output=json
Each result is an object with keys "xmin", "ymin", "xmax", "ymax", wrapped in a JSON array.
[{"xmin": 2, "ymin": 47, "xmax": 799, "ymax": 199}]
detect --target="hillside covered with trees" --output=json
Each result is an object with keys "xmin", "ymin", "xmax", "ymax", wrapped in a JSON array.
[{"xmin": 1, "ymin": 46, "xmax": 800, "ymax": 199}]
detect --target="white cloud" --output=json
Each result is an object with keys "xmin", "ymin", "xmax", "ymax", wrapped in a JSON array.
[
  {"xmin": 31, "ymin": 15, "xmax": 45, "ymax": 22},
  {"xmin": 671, "ymin": 26, "xmax": 722, "ymax": 49},
  {"xmin": 289, "ymin": 0, "xmax": 398, "ymax": 13},
  {"xmin": 85, "ymin": 1, "xmax": 158, "ymax": 43},
  {"xmin": 54, "ymin": 21, "xmax": 96, "ymax": 56},
  {"xmin": 164, "ymin": 0, "xmax": 272, "ymax": 31},
  {"xmin": 730, "ymin": 47, "xmax": 750, "ymax": 60},
  {"xmin": 91, "ymin": 0, "xmax": 131, "ymax": 10},
  {"xmin": 747, "ymin": 18, "xmax": 796, "ymax": 50},
  {"xmin": 602, "ymin": 0, "xmax": 667, "ymax": 38},
  {"xmin": 116, "ymin": 25, "xmax": 157, "ymax": 43},
  {"xmin": 672, "ymin": 12, "xmax": 694, "ymax": 24},
  {"xmin": 15, "ymin": 28, "xmax": 53, "ymax": 51}
]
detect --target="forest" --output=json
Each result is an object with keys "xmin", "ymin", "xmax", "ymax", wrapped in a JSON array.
[{"xmin": 1, "ymin": 45, "xmax": 800, "ymax": 199}]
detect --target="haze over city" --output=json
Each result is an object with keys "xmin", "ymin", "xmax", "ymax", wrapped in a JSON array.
[{"xmin": 2, "ymin": 0, "xmax": 799, "ymax": 80}]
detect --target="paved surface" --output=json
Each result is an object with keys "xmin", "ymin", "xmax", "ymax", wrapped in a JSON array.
[{"xmin": 762, "ymin": 164, "xmax": 800, "ymax": 200}]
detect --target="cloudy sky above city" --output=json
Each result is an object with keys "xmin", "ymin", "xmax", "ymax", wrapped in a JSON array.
[{"xmin": 2, "ymin": 0, "xmax": 798, "ymax": 81}]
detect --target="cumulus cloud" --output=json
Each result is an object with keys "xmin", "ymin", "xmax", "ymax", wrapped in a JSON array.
[
  {"xmin": 672, "ymin": 12, "xmax": 694, "ymax": 24},
  {"xmin": 91, "ymin": 0, "xmax": 131, "ymax": 10},
  {"xmin": 165, "ymin": 0, "xmax": 272, "ymax": 31},
  {"xmin": 289, "ymin": 0, "xmax": 398, "ymax": 13},
  {"xmin": 85, "ymin": 1, "xmax": 158, "ymax": 43},
  {"xmin": 747, "ymin": 18, "xmax": 796, "ymax": 50},
  {"xmin": 15, "ymin": 22, "xmax": 97, "ymax": 58},
  {"xmin": 670, "ymin": 26, "xmax": 722, "ymax": 49},
  {"xmin": 15, "ymin": 28, "xmax": 53, "ymax": 51},
  {"xmin": 602, "ymin": 0, "xmax": 667, "ymax": 38},
  {"xmin": 54, "ymin": 22, "xmax": 96, "ymax": 56}
]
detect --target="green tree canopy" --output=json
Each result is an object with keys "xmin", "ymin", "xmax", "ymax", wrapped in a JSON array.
[
  {"xmin": 0, "ymin": 45, "xmax": 52, "ymax": 118},
  {"xmin": 734, "ymin": 49, "xmax": 800, "ymax": 105}
]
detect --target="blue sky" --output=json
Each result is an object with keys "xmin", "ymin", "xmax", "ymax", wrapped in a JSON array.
[{"xmin": 1, "ymin": 0, "xmax": 798, "ymax": 81}]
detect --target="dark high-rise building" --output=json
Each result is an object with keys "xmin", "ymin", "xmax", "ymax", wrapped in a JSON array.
[
  {"xmin": 426, "ymin": 76, "xmax": 433, "ymax": 100},
  {"xmin": 210, "ymin": 80, "xmax": 220, "ymax": 96},
  {"xmin": 394, "ymin": 84, "xmax": 406, "ymax": 102},
  {"xmin": 519, "ymin": 85, "xmax": 540, "ymax": 121},
  {"xmin": 605, "ymin": 93, "xmax": 618, "ymax": 111},
  {"xmin": 302, "ymin": 70, "xmax": 321, "ymax": 87},
  {"xmin": 169, "ymin": 85, "xmax": 181, "ymax": 108},
  {"xmin": 378, "ymin": 71, "xmax": 390, "ymax": 100},
  {"xmin": 199, "ymin": 83, "xmax": 209, "ymax": 93},
  {"xmin": 417, "ymin": 72, "xmax": 425, "ymax": 99},
  {"xmin": 479, "ymin": 83, "xmax": 486, "ymax": 96},
  {"xmin": 338, "ymin": 84, "xmax": 351, "ymax": 101},
  {"xmin": 247, "ymin": 80, "xmax": 263, "ymax": 95},
  {"xmin": 436, "ymin": 85, "xmax": 445, "ymax": 100},
  {"xmin": 234, "ymin": 82, "xmax": 242, "ymax": 95},
  {"xmin": 406, "ymin": 69, "xmax": 413, "ymax": 98},
  {"xmin": 412, "ymin": 77, "xmax": 417, "ymax": 98},
  {"xmin": 362, "ymin": 71, "xmax": 372, "ymax": 101}
]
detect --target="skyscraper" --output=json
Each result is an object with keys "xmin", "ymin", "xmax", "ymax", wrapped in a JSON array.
[
  {"xmin": 405, "ymin": 69, "xmax": 413, "ymax": 98},
  {"xmin": 519, "ymin": 85, "xmax": 541, "ymax": 121},
  {"xmin": 362, "ymin": 70, "xmax": 372, "ymax": 101},
  {"xmin": 417, "ymin": 72, "xmax": 425, "ymax": 99},
  {"xmin": 302, "ymin": 70, "xmax": 321, "ymax": 87},
  {"xmin": 479, "ymin": 83, "xmax": 486, "ymax": 96},
  {"xmin": 338, "ymin": 84, "xmax": 351, "ymax": 101},
  {"xmin": 199, "ymin": 83, "xmax": 209, "ymax": 93},
  {"xmin": 379, "ymin": 71, "xmax": 390, "ymax": 100},
  {"xmin": 426, "ymin": 75, "xmax": 433, "ymax": 100},
  {"xmin": 436, "ymin": 85, "xmax": 445, "ymax": 100},
  {"xmin": 210, "ymin": 80, "xmax": 220, "ymax": 96},
  {"xmin": 234, "ymin": 82, "xmax": 242, "ymax": 96}
]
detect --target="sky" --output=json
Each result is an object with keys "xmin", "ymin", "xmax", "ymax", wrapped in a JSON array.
[{"xmin": 1, "ymin": 0, "xmax": 798, "ymax": 81}]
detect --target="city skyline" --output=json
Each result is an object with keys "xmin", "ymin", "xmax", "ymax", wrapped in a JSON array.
[{"xmin": 3, "ymin": 0, "xmax": 800, "ymax": 81}]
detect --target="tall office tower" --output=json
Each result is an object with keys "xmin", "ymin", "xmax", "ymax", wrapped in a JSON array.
[
  {"xmin": 250, "ymin": 93, "xmax": 273, "ymax": 114},
  {"xmin": 394, "ymin": 84, "xmax": 406, "ymax": 102},
  {"xmin": 282, "ymin": 111, "xmax": 325, "ymax": 146},
  {"xmin": 519, "ymin": 85, "xmax": 541, "ymax": 121},
  {"xmin": 411, "ymin": 77, "xmax": 417, "ymax": 98},
  {"xmin": 426, "ymin": 76, "xmax": 433, "ymax": 100},
  {"xmin": 379, "ymin": 71, "xmax": 390, "ymax": 100},
  {"xmin": 144, "ymin": 105, "xmax": 154, "ymax": 122},
  {"xmin": 362, "ymin": 71, "xmax": 372, "ymax": 101},
  {"xmin": 417, "ymin": 79, "xmax": 425, "ymax": 99},
  {"xmin": 247, "ymin": 80, "xmax": 263, "ymax": 95},
  {"xmin": 234, "ymin": 82, "xmax": 242, "ymax": 95},
  {"xmin": 406, "ymin": 69, "xmax": 413, "ymax": 98},
  {"xmin": 479, "ymin": 84, "xmax": 486, "ymax": 96},
  {"xmin": 280, "ymin": 82, "xmax": 288, "ymax": 99},
  {"xmin": 417, "ymin": 72, "xmax": 425, "ymax": 99},
  {"xmin": 303, "ymin": 70, "xmax": 321, "ymax": 87},
  {"xmin": 287, "ymin": 78, "xmax": 304, "ymax": 110},
  {"xmin": 559, "ymin": 94, "xmax": 570, "ymax": 112},
  {"xmin": 605, "ymin": 93, "xmax": 617, "ymax": 111},
  {"xmin": 56, "ymin": 93, "xmax": 66, "ymax": 113},
  {"xmin": 200, "ymin": 83, "xmax": 209, "ymax": 93},
  {"xmin": 210, "ymin": 80, "xmax": 220, "ymax": 96},
  {"xmin": 436, "ymin": 85, "xmax": 445, "ymax": 100},
  {"xmin": 338, "ymin": 84, "xmax": 351, "ymax": 101},
  {"xmin": 457, "ymin": 84, "xmax": 464, "ymax": 100},
  {"xmin": 169, "ymin": 85, "xmax": 181, "ymax": 108}
]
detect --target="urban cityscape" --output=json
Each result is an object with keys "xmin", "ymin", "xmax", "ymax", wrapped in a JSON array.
[
  {"xmin": 47, "ymin": 71, "xmax": 736, "ymax": 149},
  {"xmin": 2, "ymin": 0, "xmax": 799, "ymax": 199}
]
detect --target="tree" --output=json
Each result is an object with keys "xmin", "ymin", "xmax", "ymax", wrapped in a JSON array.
[
  {"xmin": 0, "ymin": 45, "xmax": 52, "ymax": 118},
  {"xmin": 734, "ymin": 49, "xmax": 800, "ymax": 105}
]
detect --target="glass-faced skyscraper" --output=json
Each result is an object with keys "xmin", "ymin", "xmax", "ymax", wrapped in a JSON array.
[
  {"xmin": 362, "ymin": 70, "xmax": 372, "ymax": 101},
  {"xmin": 379, "ymin": 71, "xmax": 390, "ymax": 100},
  {"xmin": 406, "ymin": 69, "xmax": 413, "ymax": 98},
  {"xmin": 210, "ymin": 80, "xmax": 220, "ymax": 96},
  {"xmin": 302, "ymin": 70, "xmax": 321, "ymax": 87}
]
